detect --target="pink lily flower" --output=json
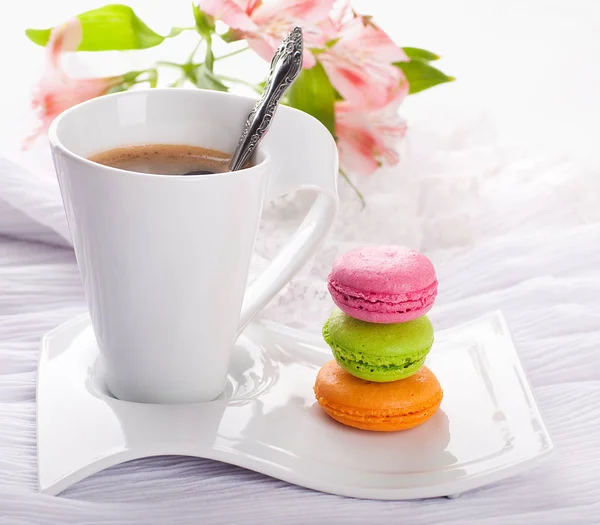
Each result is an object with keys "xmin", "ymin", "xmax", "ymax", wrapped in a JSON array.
[
  {"xmin": 200, "ymin": 0, "xmax": 336, "ymax": 68},
  {"xmin": 25, "ymin": 18, "xmax": 121, "ymax": 147},
  {"xmin": 320, "ymin": 15, "xmax": 409, "ymax": 109},
  {"xmin": 335, "ymin": 94, "xmax": 407, "ymax": 176}
]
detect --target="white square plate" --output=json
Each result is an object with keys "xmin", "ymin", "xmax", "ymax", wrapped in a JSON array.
[{"xmin": 37, "ymin": 310, "xmax": 554, "ymax": 499}]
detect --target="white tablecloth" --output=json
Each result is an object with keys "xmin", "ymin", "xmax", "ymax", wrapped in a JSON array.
[{"xmin": 2, "ymin": 1, "xmax": 600, "ymax": 523}]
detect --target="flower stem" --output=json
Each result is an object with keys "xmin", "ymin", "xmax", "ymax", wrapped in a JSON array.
[
  {"xmin": 146, "ymin": 68, "xmax": 158, "ymax": 88},
  {"xmin": 121, "ymin": 68, "xmax": 159, "ymax": 88},
  {"xmin": 169, "ymin": 76, "xmax": 186, "ymax": 88},
  {"xmin": 218, "ymin": 75, "xmax": 262, "ymax": 93},
  {"xmin": 340, "ymin": 169, "xmax": 366, "ymax": 208},
  {"xmin": 215, "ymin": 46, "xmax": 249, "ymax": 61},
  {"xmin": 166, "ymin": 26, "xmax": 195, "ymax": 38},
  {"xmin": 156, "ymin": 61, "xmax": 184, "ymax": 69},
  {"xmin": 187, "ymin": 41, "xmax": 202, "ymax": 63}
]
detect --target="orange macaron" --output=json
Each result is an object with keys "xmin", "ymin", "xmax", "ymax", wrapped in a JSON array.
[{"xmin": 314, "ymin": 360, "xmax": 443, "ymax": 432}]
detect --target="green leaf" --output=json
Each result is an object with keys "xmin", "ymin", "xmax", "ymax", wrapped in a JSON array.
[
  {"xmin": 402, "ymin": 47, "xmax": 440, "ymax": 62},
  {"xmin": 25, "ymin": 28, "xmax": 51, "ymax": 46},
  {"xmin": 193, "ymin": 65, "xmax": 228, "ymax": 92},
  {"xmin": 286, "ymin": 61, "xmax": 336, "ymax": 137},
  {"xmin": 25, "ymin": 4, "xmax": 164, "ymax": 51},
  {"xmin": 395, "ymin": 60, "xmax": 455, "ymax": 94}
]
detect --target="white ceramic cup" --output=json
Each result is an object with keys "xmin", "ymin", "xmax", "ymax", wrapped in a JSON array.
[{"xmin": 49, "ymin": 88, "xmax": 338, "ymax": 404}]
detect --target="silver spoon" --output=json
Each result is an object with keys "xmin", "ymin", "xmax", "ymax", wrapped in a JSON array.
[{"xmin": 184, "ymin": 26, "xmax": 304, "ymax": 175}]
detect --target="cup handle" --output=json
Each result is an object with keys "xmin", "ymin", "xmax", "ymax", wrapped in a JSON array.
[{"xmin": 236, "ymin": 106, "xmax": 339, "ymax": 335}]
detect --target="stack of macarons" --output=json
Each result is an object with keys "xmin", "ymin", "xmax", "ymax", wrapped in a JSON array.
[{"xmin": 314, "ymin": 245, "xmax": 443, "ymax": 432}]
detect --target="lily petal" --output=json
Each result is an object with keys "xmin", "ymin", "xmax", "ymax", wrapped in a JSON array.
[
  {"xmin": 200, "ymin": 0, "xmax": 258, "ymax": 31},
  {"xmin": 335, "ymin": 100, "xmax": 406, "ymax": 176},
  {"xmin": 25, "ymin": 19, "xmax": 120, "ymax": 147},
  {"xmin": 48, "ymin": 18, "xmax": 82, "ymax": 69},
  {"xmin": 252, "ymin": 0, "xmax": 336, "ymax": 26},
  {"xmin": 339, "ymin": 17, "xmax": 408, "ymax": 62},
  {"xmin": 320, "ymin": 14, "xmax": 408, "ymax": 108}
]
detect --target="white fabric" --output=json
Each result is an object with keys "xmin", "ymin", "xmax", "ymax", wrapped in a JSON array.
[
  {"xmin": 1, "ymin": 109, "xmax": 600, "ymax": 524},
  {"xmin": 2, "ymin": 0, "xmax": 600, "ymax": 522}
]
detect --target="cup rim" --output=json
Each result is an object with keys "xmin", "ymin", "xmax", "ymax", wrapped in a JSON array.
[{"xmin": 47, "ymin": 88, "xmax": 270, "ymax": 180}]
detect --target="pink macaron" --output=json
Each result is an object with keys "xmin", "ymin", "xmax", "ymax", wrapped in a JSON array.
[{"xmin": 327, "ymin": 245, "xmax": 438, "ymax": 324}]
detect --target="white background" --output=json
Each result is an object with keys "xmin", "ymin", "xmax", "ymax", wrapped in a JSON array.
[{"xmin": 1, "ymin": 0, "xmax": 599, "ymax": 165}]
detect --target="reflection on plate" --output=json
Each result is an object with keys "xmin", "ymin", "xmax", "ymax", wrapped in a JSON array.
[{"xmin": 37, "ymin": 310, "xmax": 554, "ymax": 499}]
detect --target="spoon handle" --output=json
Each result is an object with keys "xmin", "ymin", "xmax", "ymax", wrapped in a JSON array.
[{"xmin": 228, "ymin": 27, "xmax": 303, "ymax": 172}]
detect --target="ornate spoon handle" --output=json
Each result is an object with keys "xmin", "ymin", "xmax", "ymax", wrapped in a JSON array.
[{"xmin": 228, "ymin": 27, "xmax": 303, "ymax": 172}]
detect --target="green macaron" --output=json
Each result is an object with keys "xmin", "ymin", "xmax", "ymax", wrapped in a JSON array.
[{"xmin": 322, "ymin": 308, "xmax": 434, "ymax": 382}]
